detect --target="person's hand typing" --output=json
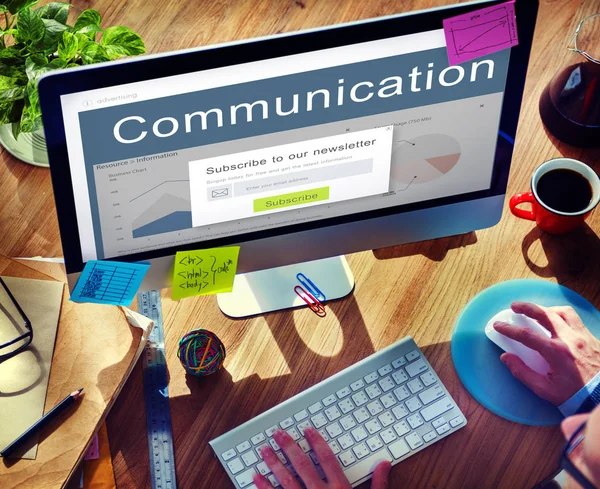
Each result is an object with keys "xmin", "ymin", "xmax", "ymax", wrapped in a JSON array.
[
  {"xmin": 253, "ymin": 427, "xmax": 391, "ymax": 489},
  {"xmin": 493, "ymin": 301, "xmax": 600, "ymax": 405}
]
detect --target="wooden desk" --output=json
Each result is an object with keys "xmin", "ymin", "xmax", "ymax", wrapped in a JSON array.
[{"xmin": 1, "ymin": 0, "xmax": 599, "ymax": 488}]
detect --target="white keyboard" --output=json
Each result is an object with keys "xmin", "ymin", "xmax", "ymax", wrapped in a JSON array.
[{"xmin": 210, "ymin": 337, "xmax": 466, "ymax": 488}]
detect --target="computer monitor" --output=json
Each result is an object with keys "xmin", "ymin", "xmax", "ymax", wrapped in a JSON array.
[{"xmin": 39, "ymin": 0, "xmax": 538, "ymax": 316}]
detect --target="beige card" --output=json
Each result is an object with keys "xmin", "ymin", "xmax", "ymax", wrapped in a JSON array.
[{"xmin": 0, "ymin": 277, "xmax": 64, "ymax": 459}]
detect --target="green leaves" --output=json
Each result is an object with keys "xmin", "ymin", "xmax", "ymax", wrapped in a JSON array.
[
  {"xmin": 58, "ymin": 31, "xmax": 76, "ymax": 62},
  {"xmin": 100, "ymin": 26, "xmax": 145, "ymax": 59},
  {"xmin": 0, "ymin": 4, "xmax": 144, "ymax": 137},
  {"xmin": 15, "ymin": 7, "xmax": 45, "ymax": 44}
]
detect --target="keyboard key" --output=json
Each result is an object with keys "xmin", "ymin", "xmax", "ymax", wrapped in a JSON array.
[
  {"xmin": 388, "ymin": 439, "xmax": 410, "ymax": 459},
  {"xmin": 353, "ymin": 442, "xmax": 370, "ymax": 459},
  {"xmin": 310, "ymin": 451, "xmax": 320, "ymax": 464},
  {"xmin": 392, "ymin": 404, "xmax": 408, "ymax": 420},
  {"xmin": 308, "ymin": 402, "xmax": 323, "ymax": 414},
  {"xmin": 407, "ymin": 378, "xmax": 424, "ymax": 394},
  {"xmin": 365, "ymin": 419, "xmax": 382, "ymax": 434},
  {"xmin": 256, "ymin": 443, "xmax": 269, "ymax": 459},
  {"xmin": 380, "ymin": 428, "xmax": 397, "ymax": 444},
  {"xmin": 351, "ymin": 426, "xmax": 368, "ymax": 442},
  {"xmin": 235, "ymin": 468, "xmax": 257, "ymax": 487},
  {"xmin": 366, "ymin": 435, "xmax": 384, "ymax": 452},
  {"xmin": 420, "ymin": 371, "xmax": 436, "ymax": 386},
  {"xmin": 450, "ymin": 416, "xmax": 464, "ymax": 428},
  {"xmin": 338, "ymin": 433, "xmax": 355, "ymax": 450},
  {"xmin": 280, "ymin": 417, "xmax": 294, "ymax": 429},
  {"xmin": 366, "ymin": 384, "xmax": 382, "ymax": 399},
  {"xmin": 393, "ymin": 386, "xmax": 410, "ymax": 401},
  {"xmin": 340, "ymin": 415, "xmax": 357, "ymax": 431},
  {"xmin": 322, "ymin": 395, "xmax": 337, "ymax": 406},
  {"xmin": 256, "ymin": 461, "xmax": 271, "ymax": 476},
  {"xmin": 378, "ymin": 376, "xmax": 395, "ymax": 392},
  {"xmin": 378, "ymin": 364, "xmax": 393, "ymax": 376},
  {"xmin": 352, "ymin": 391, "xmax": 369, "ymax": 407},
  {"xmin": 326, "ymin": 422, "xmax": 343, "ymax": 438},
  {"xmin": 393, "ymin": 420, "xmax": 410, "ymax": 437},
  {"xmin": 339, "ymin": 450, "xmax": 357, "ymax": 467},
  {"xmin": 277, "ymin": 452, "xmax": 288, "ymax": 465},
  {"xmin": 268, "ymin": 474, "xmax": 281, "ymax": 487},
  {"xmin": 294, "ymin": 410, "xmax": 309, "ymax": 422},
  {"xmin": 436, "ymin": 423, "xmax": 451, "ymax": 435},
  {"xmin": 405, "ymin": 432, "xmax": 424, "ymax": 450},
  {"xmin": 298, "ymin": 439, "xmax": 311, "ymax": 453},
  {"xmin": 297, "ymin": 420, "xmax": 312, "ymax": 434},
  {"xmin": 423, "ymin": 431, "xmax": 437, "ymax": 443},
  {"xmin": 311, "ymin": 413, "xmax": 328, "ymax": 429},
  {"xmin": 420, "ymin": 397, "xmax": 453, "ymax": 421},
  {"xmin": 392, "ymin": 356, "xmax": 407, "ymax": 369},
  {"xmin": 353, "ymin": 407, "xmax": 370, "ymax": 424},
  {"xmin": 325, "ymin": 406, "xmax": 342, "ymax": 421},
  {"xmin": 286, "ymin": 427, "xmax": 300, "ymax": 441},
  {"xmin": 366, "ymin": 400, "xmax": 384, "ymax": 416},
  {"xmin": 338, "ymin": 398, "xmax": 355, "ymax": 414},
  {"xmin": 236, "ymin": 441, "xmax": 251, "ymax": 453},
  {"xmin": 380, "ymin": 393, "xmax": 397, "ymax": 409},
  {"xmin": 344, "ymin": 450, "xmax": 393, "ymax": 484},
  {"xmin": 328, "ymin": 440, "xmax": 341, "ymax": 454},
  {"xmin": 406, "ymin": 350, "xmax": 420, "ymax": 362},
  {"xmin": 392, "ymin": 370, "xmax": 408, "ymax": 385},
  {"xmin": 222, "ymin": 448, "xmax": 237, "ymax": 461},
  {"xmin": 266, "ymin": 425, "xmax": 278, "ymax": 437},
  {"xmin": 407, "ymin": 413, "xmax": 424, "ymax": 429},
  {"xmin": 419, "ymin": 384, "xmax": 444, "ymax": 405},
  {"xmin": 432, "ymin": 417, "xmax": 446, "ymax": 429},
  {"xmin": 242, "ymin": 450, "xmax": 258, "ymax": 466},
  {"xmin": 405, "ymin": 358, "xmax": 427, "ymax": 377},
  {"xmin": 350, "ymin": 379, "xmax": 365, "ymax": 391},
  {"xmin": 378, "ymin": 411, "xmax": 395, "ymax": 427},
  {"xmin": 318, "ymin": 429, "xmax": 329, "ymax": 442},
  {"xmin": 227, "ymin": 457, "xmax": 245, "ymax": 474},
  {"xmin": 269, "ymin": 438, "xmax": 280, "ymax": 451},
  {"xmin": 364, "ymin": 371, "xmax": 379, "ymax": 384},
  {"xmin": 250, "ymin": 433, "xmax": 266, "ymax": 445},
  {"xmin": 405, "ymin": 397, "xmax": 422, "ymax": 412},
  {"xmin": 336, "ymin": 386, "xmax": 352, "ymax": 399}
]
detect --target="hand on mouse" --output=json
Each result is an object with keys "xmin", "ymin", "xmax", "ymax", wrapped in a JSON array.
[
  {"xmin": 493, "ymin": 301, "xmax": 600, "ymax": 405},
  {"xmin": 253, "ymin": 427, "xmax": 391, "ymax": 489}
]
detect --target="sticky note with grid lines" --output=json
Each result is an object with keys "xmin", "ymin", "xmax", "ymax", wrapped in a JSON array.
[{"xmin": 70, "ymin": 260, "xmax": 150, "ymax": 306}]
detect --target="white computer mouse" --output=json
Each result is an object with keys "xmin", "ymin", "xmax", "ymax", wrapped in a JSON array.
[{"xmin": 485, "ymin": 309, "xmax": 551, "ymax": 375}]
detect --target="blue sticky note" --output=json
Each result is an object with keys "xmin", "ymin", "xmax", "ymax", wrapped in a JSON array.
[{"xmin": 70, "ymin": 260, "xmax": 150, "ymax": 306}]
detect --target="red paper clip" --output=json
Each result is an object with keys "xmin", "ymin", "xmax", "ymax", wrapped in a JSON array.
[{"xmin": 294, "ymin": 285, "xmax": 326, "ymax": 317}]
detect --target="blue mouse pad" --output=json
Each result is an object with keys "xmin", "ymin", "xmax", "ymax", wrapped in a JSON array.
[{"xmin": 451, "ymin": 279, "xmax": 600, "ymax": 426}]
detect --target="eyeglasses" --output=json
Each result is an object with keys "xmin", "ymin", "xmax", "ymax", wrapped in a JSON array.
[
  {"xmin": 0, "ymin": 277, "xmax": 33, "ymax": 362},
  {"xmin": 561, "ymin": 421, "xmax": 597, "ymax": 489}
]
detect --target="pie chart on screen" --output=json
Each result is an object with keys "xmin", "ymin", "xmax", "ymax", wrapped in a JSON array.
[{"xmin": 390, "ymin": 133, "xmax": 461, "ymax": 188}]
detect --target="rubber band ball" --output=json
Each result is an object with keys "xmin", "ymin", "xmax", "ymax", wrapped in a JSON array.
[{"xmin": 177, "ymin": 329, "xmax": 226, "ymax": 376}]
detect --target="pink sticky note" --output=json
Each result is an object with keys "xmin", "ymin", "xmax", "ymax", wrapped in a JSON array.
[
  {"xmin": 84, "ymin": 434, "xmax": 99, "ymax": 460},
  {"xmin": 443, "ymin": 0, "xmax": 518, "ymax": 66}
]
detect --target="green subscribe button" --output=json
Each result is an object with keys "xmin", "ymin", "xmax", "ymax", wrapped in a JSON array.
[{"xmin": 254, "ymin": 187, "xmax": 330, "ymax": 212}]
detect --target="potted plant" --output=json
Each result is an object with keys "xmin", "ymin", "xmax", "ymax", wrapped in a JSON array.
[{"xmin": 0, "ymin": 1, "xmax": 145, "ymax": 166}]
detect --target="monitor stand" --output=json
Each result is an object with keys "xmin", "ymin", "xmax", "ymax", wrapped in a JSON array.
[{"xmin": 216, "ymin": 256, "xmax": 354, "ymax": 318}]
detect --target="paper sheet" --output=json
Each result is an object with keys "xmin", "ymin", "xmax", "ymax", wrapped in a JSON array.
[
  {"xmin": 70, "ymin": 260, "xmax": 150, "ymax": 306},
  {"xmin": 172, "ymin": 247, "xmax": 240, "ymax": 300},
  {"xmin": 443, "ymin": 0, "xmax": 518, "ymax": 66},
  {"xmin": 0, "ymin": 277, "xmax": 64, "ymax": 459}
]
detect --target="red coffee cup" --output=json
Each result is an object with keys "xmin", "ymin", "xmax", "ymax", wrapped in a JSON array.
[{"xmin": 509, "ymin": 158, "xmax": 600, "ymax": 234}]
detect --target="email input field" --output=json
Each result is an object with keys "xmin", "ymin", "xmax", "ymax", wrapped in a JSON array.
[{"xmin": 234, "ymin": 159, "xmax": 373, "ymax": 196}]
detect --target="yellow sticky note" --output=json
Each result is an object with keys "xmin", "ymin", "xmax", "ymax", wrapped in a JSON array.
[{"xmin": 172, "ymin": 247, "xmax": 240, "ymax": 300}]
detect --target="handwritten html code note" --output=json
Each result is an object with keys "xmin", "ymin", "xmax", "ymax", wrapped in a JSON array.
[{"xmin": 172, "ymin": 247, "xmax": 240, "ymax": 300}]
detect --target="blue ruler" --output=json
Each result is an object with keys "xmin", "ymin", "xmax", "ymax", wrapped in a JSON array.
[{"xmin": 138, "ymin": 290, "xmax": 177, "ymax": 489}]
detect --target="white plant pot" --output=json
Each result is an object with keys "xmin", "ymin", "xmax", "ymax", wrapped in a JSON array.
[{"xmin": 0, "ymin": 124, "xmax": 49, "ymax": 167}]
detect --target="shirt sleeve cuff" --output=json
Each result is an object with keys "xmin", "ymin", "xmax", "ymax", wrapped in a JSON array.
[{"xmin": 559, "ymin": 370, "xmax": 600, "ymax": 417}]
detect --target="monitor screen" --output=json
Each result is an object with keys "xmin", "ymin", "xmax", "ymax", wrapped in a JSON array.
[{"xmin": 57, "ymin": 26, "xmax": 511, "ymax": 264}]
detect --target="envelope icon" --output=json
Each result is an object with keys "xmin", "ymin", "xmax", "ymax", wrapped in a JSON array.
[{"xmin": 212, "ymin": 188, "xmax": 229, "ymax": 198}]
